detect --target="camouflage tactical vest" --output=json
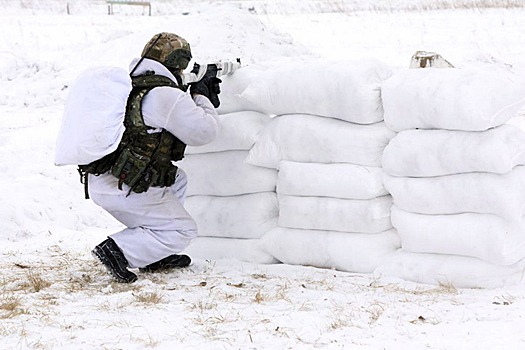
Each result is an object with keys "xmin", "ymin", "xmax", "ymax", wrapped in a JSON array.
[{"xmin": 78, "ymin": 72, "xmax": 186, "ymax": 198}]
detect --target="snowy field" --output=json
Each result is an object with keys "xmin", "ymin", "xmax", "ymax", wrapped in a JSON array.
[{"xmin": 2, "ymin": 0, "xmax": 525, "ymax": 349}]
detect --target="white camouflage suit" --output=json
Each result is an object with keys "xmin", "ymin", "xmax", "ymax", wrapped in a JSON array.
[{"xmin": 88, "ymin": 58, "xmax": 219, "ymax": 268}]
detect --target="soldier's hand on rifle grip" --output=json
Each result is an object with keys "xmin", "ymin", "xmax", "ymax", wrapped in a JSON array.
[
  {"xmin": 208, "ymin": 77, "xmax": 222, "ymax": 108},
  {"xmin": 189, "ymin": 76, "xmax": 222, "ymax": 108},
  {"xmin": 189, "ymin": 78, "xmax": 209, "ymax": 98}
]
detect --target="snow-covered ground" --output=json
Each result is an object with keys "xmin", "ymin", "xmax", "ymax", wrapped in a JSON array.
[{"xmin": 2, "ymin": 1, "xmax": 525, "ymax": 349}]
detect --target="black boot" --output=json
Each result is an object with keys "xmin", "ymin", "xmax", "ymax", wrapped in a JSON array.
[
  {"xmin": 92, "ymin": 238, "xmax": 137, "ymax": 283},
  {"xmin": 139, "ymin": 254, "xmax": 191, "ymax": 273}
]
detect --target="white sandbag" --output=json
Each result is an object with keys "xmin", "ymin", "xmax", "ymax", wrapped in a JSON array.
[
  {"xmin": 186, "ymin": 111, "xmax": 270, "ymax": 154},
  {"xmin": 382, "ymin": 125, "xmax": 525, "ymax": 177},
  {"xmin": 382, "ymin": 68, "xmax": 525, "ymax": 131},
  {"xmin": 216, "ymin": 66, "xmax": 265, "ymax": 114},
  {"xmin": 375, "ymin": 250, "xmax": 525, "ymax": 289},
  {"xmin": 178, "ymin": 151, "xmax": 277, "ymax": 196},
  {"xmin": 277, "ymin": 161, "xmax": 387, "ymax": 199},
  {"xmin": 241, "ymin": 58, "xmax": 392, "ymax": 124},
  {"xmin": 278, "ymin": 195, "xmax": 393, "ymax": 233},
  {"xmin": 261, "ymin": 227, "xmax": 400, "ymax": 273},
  {"xmin": 55, "ymin": 66, "xmax": 130, "ymax": 165},
  {"xmin": 391, "ymin": 206, "xmax": 525, "ymax": 266},
  {"xmin": 384, "ymin": 168, "xmax": 525, "ymax": 220},
  {"xmin": 185, "ymin": 192, "xmax": 278, "ymax": 239},
  {"xmin": 183, "ymin": 236, "xmax": 278, "ymax": 264},
  {"xmin": 246, "ymin": 114, "xmax": 396, "ymax": 169}
]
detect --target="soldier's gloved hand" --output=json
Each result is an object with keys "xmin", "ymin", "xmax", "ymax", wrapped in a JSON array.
[
  {"xmin": 207, "ymin": 77, "xmax": 222, "ymax": 108},
  {"xmin": 189, "ymin": 78, "xmax": 210, "ymax": 99},
  {"xmin": 189, "ymin": 77, "xmax": 222, "ymax": 108}
]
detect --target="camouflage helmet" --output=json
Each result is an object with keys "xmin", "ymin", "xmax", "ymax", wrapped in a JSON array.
[{"xmin": 142, "ymin": 32, "xmax": 192, "ymax": 71}]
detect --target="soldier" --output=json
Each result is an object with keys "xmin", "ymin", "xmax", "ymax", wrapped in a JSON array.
[{"xmin": 84, "ymin": 32, "xmax": 221, "ymax": 283}]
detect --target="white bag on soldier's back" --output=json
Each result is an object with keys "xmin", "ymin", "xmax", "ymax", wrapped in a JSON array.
[
  {"xmin": 241, "ymin": 58, "xmax": 391, "ymax": 124},
  {"xmin": 382, "ymin": 125, "xmax": 525, "ymax": 177},
  {"xmin": 55, "ymin": 67, "xmax": 130, "ymax": 166},
  {"xmin": 382, "ymin": 67, "xmax": 525, "ymax": 131}
]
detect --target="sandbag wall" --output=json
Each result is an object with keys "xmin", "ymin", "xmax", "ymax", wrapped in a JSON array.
[
  {"xmin": 376, "ymin": 67, "xmax": 525, "ymax": 288},
  {"xmin": 238, "ymin": 59, "xmax": 400, "ymax": 273},
  {"xmin": 179, "ymin": 110, "xmax": 279, "ymax": 263}
]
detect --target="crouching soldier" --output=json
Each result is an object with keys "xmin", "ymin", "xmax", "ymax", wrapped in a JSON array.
[{"xmin": 68, "ymin": 32, "xmax": 221, "ymax": 282}]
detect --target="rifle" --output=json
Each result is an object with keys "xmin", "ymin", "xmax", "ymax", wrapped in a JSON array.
[{"xmin": 181, "ymin": 58, "xmax": 242, "ymax": 85}]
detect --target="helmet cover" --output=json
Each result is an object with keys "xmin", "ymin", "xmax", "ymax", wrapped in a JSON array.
[{"xmin": 142, "ymin": 32, "xmax": 192, "ymax": 70}]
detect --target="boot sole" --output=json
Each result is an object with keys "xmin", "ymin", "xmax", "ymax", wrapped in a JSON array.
[{"xmin": 139, "ymin": 255, "xmax": 191, "ymax": 273}]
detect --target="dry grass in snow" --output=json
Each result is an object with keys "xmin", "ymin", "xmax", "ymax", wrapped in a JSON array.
[{"xmin": 2, "ymin": 241, "xmax": 525, "ymax": 349}]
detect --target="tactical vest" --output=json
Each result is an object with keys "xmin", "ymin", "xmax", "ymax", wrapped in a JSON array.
[{"xmin": 78, "ymin": 73, "xmax": 186, "ymax": 198}]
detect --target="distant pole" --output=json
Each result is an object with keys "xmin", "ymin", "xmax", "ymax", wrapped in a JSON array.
[{"xmin": 67, "ymin": 2, "xmax": 70, "ymax": 15}]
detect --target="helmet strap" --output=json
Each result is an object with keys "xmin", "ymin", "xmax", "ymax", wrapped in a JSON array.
[{"xmin": 130, "ymin": 33, "xmax": 163, "ymax": 77}]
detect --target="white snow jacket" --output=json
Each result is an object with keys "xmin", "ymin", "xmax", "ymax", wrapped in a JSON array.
[{"xmin": 129, "ymin": 58, "xmax": 219, "ymax": 146}]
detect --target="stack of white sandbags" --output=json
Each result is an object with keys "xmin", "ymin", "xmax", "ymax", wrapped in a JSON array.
[
  {"xmin": 377, "ymin": 67, "xmax": 525, "ymax": 288},
  {"xmin": 179, "ymin": 110, "xmax": 279, "ymax": 263},
  {"xmin": 239, "ymin": 59, "xmax": 401, "ymax": 273}
]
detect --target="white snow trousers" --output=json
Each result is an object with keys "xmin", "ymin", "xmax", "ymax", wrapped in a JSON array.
[{"xmin": 88, "ymin": 169, "xmax": 197, "ymax": 268}]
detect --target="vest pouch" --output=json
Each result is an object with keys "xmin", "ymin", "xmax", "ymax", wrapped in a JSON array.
[{"xmin": 111, "ymin": 147, "xmax": 154, "ymax": 193}]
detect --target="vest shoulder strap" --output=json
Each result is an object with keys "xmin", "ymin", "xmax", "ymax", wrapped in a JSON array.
[
  {"xmin": 131, "ymin": 72, "xmax": 180, "ymax": 90},
  {"xmin": 125, "ymin": 73, "xmax": 183, "ymax": 130}
]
